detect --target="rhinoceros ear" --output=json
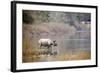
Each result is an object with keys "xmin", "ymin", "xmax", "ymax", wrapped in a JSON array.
[{"xmin": 53, "ymin": 40, "xmax": 56, "ymax": 42}]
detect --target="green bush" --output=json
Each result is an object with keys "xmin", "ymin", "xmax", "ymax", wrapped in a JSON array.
[{"xmin": 23, "ymin": 12, "xmax": 34, "ymax": 24}]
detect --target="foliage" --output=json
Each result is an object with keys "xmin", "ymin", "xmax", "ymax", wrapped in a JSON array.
[{"xmin": 23, "ymin": 12, "xmax": 34, "ymax": 24}]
